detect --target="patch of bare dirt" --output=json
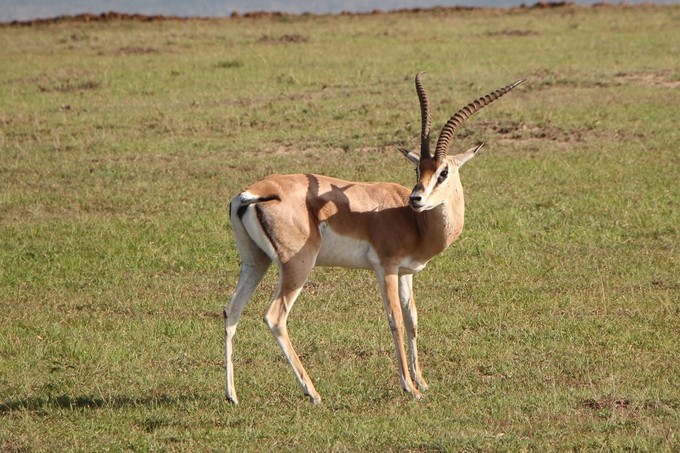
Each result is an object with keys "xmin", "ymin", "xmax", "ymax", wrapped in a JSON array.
[
  {"xmin": 114, "ymin": 46, "xmax": 160, "ymax": 55},
  {"xmin": 463, "ymin": 120, "xmax": 642, "ymax": 147},
  {"xmin": 258, "ymin": 34, "xmax": 308, "ymax": 44},
  {"xmin": 44, "ymin": 80, "xmax": 99, "ymax": 92},
  {"xmin": 264, "ymin": 144, "xmax": 332, "ymax": 156},
  {"xmin": 355, "ymin": 146, "xmax": 387, "ymax": 154},
  {"xmin": 581, "ymin": 395, "xmax": 638, "ymax": 417},
  {"xmin": 487, "ymin": 29, "xmax": 539, "ymax": 37},
  {"xmin": 34, "ymin": 68, "xmax": 100, "ymax": 93},
  {"xmin": 526, "ymin": 68, "xmax": 617, "ymax": 90},
  {"xmin": 615, "ymin": 71, "xmax": 680, "ymax": 89},
  {"xmin": 466, "ymin": 120, "xmax": 584, "ymax": 144}
]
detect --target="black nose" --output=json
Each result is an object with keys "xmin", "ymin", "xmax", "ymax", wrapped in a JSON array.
[{"xmin": 409, "ymin": 194, "xmax": 422, "ymax": 206}]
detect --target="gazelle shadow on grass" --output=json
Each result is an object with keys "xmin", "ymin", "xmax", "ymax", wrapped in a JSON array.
[{"xmin": 0, "ymin": 393, "xmax": 200, "ymax": 413}]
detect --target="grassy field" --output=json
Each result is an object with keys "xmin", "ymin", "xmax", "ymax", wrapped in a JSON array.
[{"xmin": 1, "ymin": 4, "xmax": 678, "ymax": 450}]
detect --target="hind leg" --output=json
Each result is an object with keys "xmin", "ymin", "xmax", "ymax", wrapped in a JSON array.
[
  {"xmin": 264, "ymin": 258, "xmax": 321, "ymax": 404},
  {"xmin": 225, "ymin": 205, "xmax": 272, "ymax": 404},
  {"xmin": 225, "ymin": 256, "xmax": 270, "ymax": 404}
]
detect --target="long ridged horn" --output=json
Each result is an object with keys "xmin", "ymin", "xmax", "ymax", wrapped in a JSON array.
[
  {"xmin": 415, "ymin": 72, "xmax": 432, "ymax": 159},
  {"xmin": 433, "ymin": 79, "xmax": 525, "ymax": 162}
]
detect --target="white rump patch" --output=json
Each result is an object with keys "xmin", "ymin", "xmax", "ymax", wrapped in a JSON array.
[{"xmin": 240, "ymin": 204, "xmax": 279, "ymax": 262}]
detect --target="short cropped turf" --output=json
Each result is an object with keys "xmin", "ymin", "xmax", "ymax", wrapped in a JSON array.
[{"xmin": 1, "ymin": 4, "xmax": 678, "ymax": 450}]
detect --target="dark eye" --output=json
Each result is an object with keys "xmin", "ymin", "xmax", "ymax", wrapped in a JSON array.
[{"xmin": 437, "ymin": 169, "xmax": 449, "ymax": 184}]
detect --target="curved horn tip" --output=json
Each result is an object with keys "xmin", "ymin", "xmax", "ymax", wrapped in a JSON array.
[
  {"xmin": 415, "ymin": 71, "xmax": 426, "ymax": 84},
  {"xmin": 511, "ymin": 79, "xmax": 527, "ymax": 88}
]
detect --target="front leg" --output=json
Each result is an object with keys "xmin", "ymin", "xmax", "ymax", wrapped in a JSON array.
[
  {"xmin": 399, "ymin": 274, "xmax": 428, "ymax": 392},
  {"xmin": 375, "ymin": 266, "xmax": 423, "ymax": 400}
]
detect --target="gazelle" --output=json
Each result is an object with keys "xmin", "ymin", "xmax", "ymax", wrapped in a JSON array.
[{"xmin": 224, "ymin": 73, "xmax": 524, "ymax": 404}]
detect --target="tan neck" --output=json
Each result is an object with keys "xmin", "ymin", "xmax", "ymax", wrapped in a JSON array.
[{"xmin": 414, "ymin": 173, "xmax": 465, "ymax": 261}]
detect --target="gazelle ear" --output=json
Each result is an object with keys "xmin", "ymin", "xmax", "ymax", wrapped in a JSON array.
[
  {"xmin": 397, "ymin": 147, "xmax": 420, "ymax": 166},
  {"xmin": 452, "ymin": 143, "xmax": 484, "ymax": 168}
]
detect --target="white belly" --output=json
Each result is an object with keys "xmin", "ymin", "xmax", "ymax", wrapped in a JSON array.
[
  {"xmin": 316, "ymin": 222, "xmax": 373, "ymax": 269},
  {"xmin": 398, "ymin": 257, "xmax": 427, "ymax": 274}
]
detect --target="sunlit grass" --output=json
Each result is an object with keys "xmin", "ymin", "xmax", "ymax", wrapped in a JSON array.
[{"xmin": 1, "ymin": 5, "xmax": 678, "ymax": 450}]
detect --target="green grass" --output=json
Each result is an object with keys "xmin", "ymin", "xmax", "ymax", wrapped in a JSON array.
[{"xmin": 1, "ymin": 5, "xmax": 678, "ymax": 450}]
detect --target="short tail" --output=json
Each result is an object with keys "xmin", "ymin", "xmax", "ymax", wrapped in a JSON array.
[
  {"xmin": 230, "ymin": 193, "xmax": 280, "ymax": 221},
  {"xmin": 229, "ymin": 192, "xmax": 280, "ymax": 264}
]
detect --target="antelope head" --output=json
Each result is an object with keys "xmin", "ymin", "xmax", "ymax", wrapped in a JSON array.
[{"xmin": 400, "ymin": 73, "xmax": 524, "ymax": 212}]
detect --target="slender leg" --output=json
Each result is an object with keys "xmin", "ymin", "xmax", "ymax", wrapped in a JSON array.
[
  {"xmin": 225, "ymin": 202, "xmax": 272, "ymax": 405},
  {"xmin": 224, "ymin": 258, "xmax": 270, "ymax": 404},
  {"xmin": 264, "ymin": 261, "xmax": 321, "ymax": 404},
  {"xmin": 375, "ymin": 266, "xmax": 422, "ymax": 399},
  {"xmin": 399, "ymin": 274, "xmax": 428, "ymax": 391}
]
